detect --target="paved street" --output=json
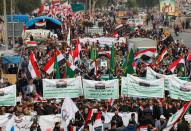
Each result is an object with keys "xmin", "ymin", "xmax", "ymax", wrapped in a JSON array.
[
  {"xmin": 146, "ymin": 22, "xmax": 191, "ymax": 50},
  {"xmin": 171, "ymin": 31, "xmax": 191, "ymax": 50}
]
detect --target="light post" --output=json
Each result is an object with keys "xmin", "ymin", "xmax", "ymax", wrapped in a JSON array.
[
  {"xmin": 11, "ymin": 0, "xmax": 15, "ymax": 49},
  {"xmin": 3, "ymin": 0, "xmax": 8, "ymax": 50}
]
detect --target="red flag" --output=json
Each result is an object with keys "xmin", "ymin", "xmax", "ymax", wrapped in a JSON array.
[
  {"xmin": 55, "ymin": 49, "xmax": 64, "ymax": 65},
  {"xmin": 37, "ymin": 0, "xmax": 45, "ymax": 16},
  {"xmin": 70, "ymin": 126, "xmax": 77, "ymax": 131},
  {"xmin": 66, "ymin": 61, "xmax": 77, "ymax": 72},
  {"xmin": 156, "ymin": 48, "xmax": 168, "ymax": 64},
  {"xmin": 134, "ymin": 48, "xmax": 156, "ymax": 60},
  {"xmin": 109, "ymin": 98, "xmax": 114, "ymax": 106},
  {"xmin": 113, "ymin": 32, "xmax": 119, "ymax": 38},
  {"xmin": 98, "ymin": 51, "xmax": 111, "ymax": 58},
  {"xmin": 43, "ymin": 55, "xmax": 55, "ymax": 74},
  {"xmin": 23, "ymin": 25, "xmax": 26, "ymax": 34},
  {"xmin": 187, "ymin": 52, "xmax": 191, "ymax": 61},
  {"xmin": 93, "ymin": 112, "xmax": 103, "ymax": 128},
  {"xmin": 25, "ymin": 41, "xmax": 37, "ymax": 47},
  {"xmin": 168, "ymin": 56, "xmax": 185, "ymax": 72},
  {"xmin": 73, "ymin": 38, "xmax": 81, "ymax": 63},
  {"xmin": 43, "ymin": 50, "xmax": 64, "ymax": 74},
  {"xmin": 35, "ymin": 21, "xmax": 46, "ymax": 27},
  {"xmin": 132, "ymin": 61, "xmax": 136, "ymax": 72},
  {"xmin": 28, "ymin": 51, "xmax": 40, "ymax": 78},
  {"xmin": 85, "ymin": 108, "xmax": 93, "ymax": 123}
]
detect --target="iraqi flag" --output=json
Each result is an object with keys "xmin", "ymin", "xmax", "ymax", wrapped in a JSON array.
[
  {"xmin": 73, "ymin": 38, "xmax": 81, "ymax": 64},
  {"xmin": 156, "ymin": 48, "xmax": 168, "ymax": 64},
  {"xmin": 85, "ymin": 108, "xmax": 93, "ymax": 123},
  {"xmin": 90, "ymin": 59, "xmax": 98, "ymax": 77},
  {"xmin": 44, "ymin": 55, "xmax": 55, "ymax": 74},
  {"xmin": 26, "ymin": 41, "xmax": 38, "ymax": 47},
  {"xmin": 69, "ymin": 45, "xmax": 74, "ymax": 64},
  {"xmin": 35, "ymin": 21, "xmax": 46, "ymax": 27},
  {"xmin": 93, "ymin": 112, "xmax": 103, "ymax": 128},
  {"xmin": 139, "ymin": 125, "xmax": 148, "ymax": 131},
  {"xmin": 66, "ymin": 60, "xmax": 78, "ymax": 73},
  {"xmin": 43, "ymin": 50, "xmax": 64, "ymax": 74},
  {"xmin": 168, "ymin": 56, "xmax": 185, "ymax": 73},
  {"xmin": 55, "ymin": 49, "xmax": 65, "ymax": 66},
  {"xmin": 132, "ymin": 61, "xmax": 136, "ymax": 72},
  {"xmin": 28, "ymin": 51, "xmax": 41, "ymax": 78},
  {"xmin": 134, "ymin": 48, "xmax": 156, "ymax": 60},
  {"xmin": 163, "ymin": 99, "xmax": 191, "ymax": 131},
  {"xmin": 98, "ymin": 51, "xmax": 111, "ymax": 58},
  {"xmin": 187, "ymin": 52, "xmax": 191, "ymax": 61},
  {"xmin": 78, "ymin": 108, "xmax": 94, "ymax": 131},
  {"xmin": 109, "ymin": 98, "xmax": 114, "ymax": 106}
]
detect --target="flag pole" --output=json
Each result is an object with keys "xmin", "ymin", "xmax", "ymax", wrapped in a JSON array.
[
  {"xmin": 79, "ymin": 111, "xmax": 85, "ymax": 123},
  {"xmin": 184, "ymin": 63, "xmax": 187, "ymax": 77},
  {"xmin": 16, "ymin": 45, "xmax": 26, "ymax": 79}
]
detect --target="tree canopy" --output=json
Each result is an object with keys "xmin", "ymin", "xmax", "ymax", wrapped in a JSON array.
[{"xmin": 0, "ymin": 0, "xmax": 41, "ymax": 15}]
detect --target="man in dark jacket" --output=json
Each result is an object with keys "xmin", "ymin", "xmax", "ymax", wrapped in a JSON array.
[
  {"xmin": 129, "ymin": 113, "xmax": 137, "ymax": 128},
  {"xmin": 75, "ymin": 108, "xmax": 84, "ymax": 127},
  {"xmin": 111, "ymin": 111, "xmax": 123, "ymax": 127},
  {"xmin": 142, "ymin": 105, "xmax": 154, "ymax": 125}
]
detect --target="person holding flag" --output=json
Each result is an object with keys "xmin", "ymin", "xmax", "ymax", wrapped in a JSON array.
[
  {"xmin": 163, "ymin": 100, "xmax": 191, "ymax": 131},
  {"xmin": 61, "ymin": 97, "xmax": 79, "ymax": 130},
  {"xmin": 109, "ymin": 44, "xmax": 116, "ymax": 79}
]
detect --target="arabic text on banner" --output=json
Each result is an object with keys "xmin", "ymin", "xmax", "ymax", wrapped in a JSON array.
[
  {"xmin": 121, "ymin": 74, "xmax": 164, "ymax": 98},
  {"xmin": 0, "ymin": 85, "xmax": 16, "ymax": 106},
  {"xmin": 43, "ymin": 77, "xmax": 82, "ymax": 99},
  {"xmin": 83, "ymin": 79, "xmax": 119, "ymax": 99}
]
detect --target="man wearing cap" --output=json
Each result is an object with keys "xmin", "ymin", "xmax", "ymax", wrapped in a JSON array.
[{"xmin": 155, "ymin": 115, "xmax": 167, "ymax": 131}]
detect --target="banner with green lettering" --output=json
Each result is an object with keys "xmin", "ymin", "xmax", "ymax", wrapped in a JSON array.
[
  {"xmin": 146, "ymin": 67, "xmax": 176, "ymax": 90},
  {"xmin": 83, "ymin": 79, "xmax": 119, "ymax": 99},
  {"xmin": 168, "ymin": 76, "xmax": 191, "ymax": 101},
  {"xmin": 43, "ymin": 77, "xmax": 82, "ymax": 99},
  {"xmin": 122, "ymin": 74, "xmax": 164, "ymax": 98},
  {"xmin": 0, "ymin": 85, "xmax": 16, "ymax": 106}
]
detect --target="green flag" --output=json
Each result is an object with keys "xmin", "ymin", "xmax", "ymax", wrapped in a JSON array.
[
  {"xmin": 122, "ymin": 55, "xmax": 128, "ymax": 76},
  {"xmin": 90, "ymin": 47, "xmax": 97, "ymax": 60},
  {"xmin": 71, "ymin": 3, "xmax": 85, "ymax": 12},
  {"xmin": 127, "ymin": 48, "xmax": 135, "ymax": 74},
  {"xmin": 54, "ymin": 57, "xmax": 60, "ymax": 79},
  {"xmin": 109, "ymin": 44, "xmax": 115, "ymax": 78},
  {"xmin": 66, "ymin": 64, "xmax": 75, "ymax": 78}
]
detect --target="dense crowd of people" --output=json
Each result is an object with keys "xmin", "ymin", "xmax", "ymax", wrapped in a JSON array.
[{"xmin": 0, "ymin": 6, "xmax": 191, "ymax": 131}]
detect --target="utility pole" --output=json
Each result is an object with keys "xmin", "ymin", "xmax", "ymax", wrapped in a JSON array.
[
  {"xmin": 85, "ymin": 0, "xmax": 88, "ymax": 11},
  {"xmin": 11, "ymin": 0, "xmax": 15, "ymax": 49},
  {"xmin": 89, "ymin": 0, "xmax": 91, "ymax": 13},
  {"xmin": 3, "ymin": 0, "xmax": 8, "ymax": 50}
]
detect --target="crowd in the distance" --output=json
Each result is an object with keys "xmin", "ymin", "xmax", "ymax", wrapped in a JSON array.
[{"xmin": 0, "ymin": 9, "xmax": 191, "ymax": 131}]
